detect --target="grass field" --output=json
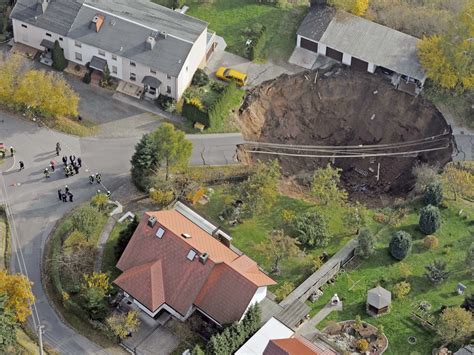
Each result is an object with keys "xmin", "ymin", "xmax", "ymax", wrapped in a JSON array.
[
  {"xmin": 311, "ymin": 199, "xmax": 474, "ymax": 354},
  {"xmin": 184, "ymin": 0, "xmax": 308, "ymax": 62},
  {"xmin": 195, "ymin": 186, "xmax": 360, "ymax": 291}
]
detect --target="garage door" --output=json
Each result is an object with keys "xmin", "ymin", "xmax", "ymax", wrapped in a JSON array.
[
  {"xmin": 325, "ymin": 47, "xmax": 343, "ymax": 62},
  {"xmin": 300, "ymin": 37, "xmax": 318, "ymax": 53},
  {"xmin": 351, "ymin": 56, "xmax": 368, "ymax": 71}
]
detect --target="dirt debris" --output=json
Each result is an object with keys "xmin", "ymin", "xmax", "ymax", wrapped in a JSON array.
[{"xmin": 238, "ymin": 68, "xmax": 453, "ymax": 203}]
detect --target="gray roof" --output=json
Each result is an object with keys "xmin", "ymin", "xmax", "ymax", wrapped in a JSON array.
[
  {"xmin": 10, "ymin": 0, "xmax": 84, "ymax": 36},
  {"xmin": 297, "ymin": 5, "xmax": 335, "ymax": 42},
  {"xmin": 84, "ymin": 0, "xmax": 207, "ymax": 43},
  {"xmin": 142, "ymin": 75, "xmax": 162, "ymax": 88},
  {"xmin": 275, "ymin": 300, "xmax": 310, "ymax": 329},
  {"xmin": 90, "ymin": 55, "xmax": 107, "ymax": 71},
  {"xmin": 68, "ymin": 5, "xmax": 193, "ymax": 76},
  {"xmin": 297, "ymin": 6, "xmax": 425, "ymax": 81},
  {"xmin": 367, "ymin": 286, "xmax": 391, "ymax": 309},
  {"xmin": 454, "ymin": 345, "xmax": 474, "ymax": 355}
]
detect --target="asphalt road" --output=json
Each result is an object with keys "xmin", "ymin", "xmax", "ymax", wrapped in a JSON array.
[{"xmin": 0, "ymin": 111, "xmax": 243, "ymax": 354}]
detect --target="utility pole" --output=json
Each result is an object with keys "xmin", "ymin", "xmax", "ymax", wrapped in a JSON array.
[
  {"xmin": 376, "ymin": 162, "xmax": 381, "ymax": 182},
  {"xmin": 38, "ymin": 324, "xmax": 45, "ymax": 355}
]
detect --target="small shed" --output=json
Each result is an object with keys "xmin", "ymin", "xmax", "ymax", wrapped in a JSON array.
[{"xmin": 366, "ymin": 286, "xmax": 391, "ymax": 316}]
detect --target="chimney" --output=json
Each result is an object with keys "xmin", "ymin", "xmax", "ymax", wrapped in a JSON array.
[
  {"xmin": 159, "ymin": 31, "xmax": 167, "ymax": 40},
  {"xmin": 199, "ymin": 252, "xmax": 209, "ymax": 264},
  {"xmin": 36, "ymin": 0, "xmax": 48, "ymax": 15},
  {"xmin": 181, "ymin": 233, "xmax": 191, "ymax": 239},
  {"xmin": 41, "ymin": 0, "xmax": 49, "ymax": 13},
  {"xmin": 146, "ymin": 35, "xmax": 156, "ymax": 50},
  {"xmin": 147, "ymin": 216, "xmax": 157, "ymax": 228},
  {"xmin": 92, "ymin": 14, "xmax": 105, "ymax": 33}
]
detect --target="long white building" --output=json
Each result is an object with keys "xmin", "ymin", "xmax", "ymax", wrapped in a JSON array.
[{"xmin": 11, "ymin": 0, "xmax": 215, "ymax": 100}]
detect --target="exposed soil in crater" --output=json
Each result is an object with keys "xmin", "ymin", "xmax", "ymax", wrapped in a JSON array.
[{"xmin": 238, "ymin": 68, "xmax": 453, "ymax": 203}]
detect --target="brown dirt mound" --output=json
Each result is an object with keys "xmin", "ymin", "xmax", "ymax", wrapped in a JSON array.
[{"xmin": 238, "ymin": 68, "xmax": 453, "ymax": 202}]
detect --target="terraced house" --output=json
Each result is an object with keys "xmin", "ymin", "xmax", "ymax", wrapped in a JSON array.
[{"xmin": 11, "ymin": 0, "xmax": 216, "ymax": 100}]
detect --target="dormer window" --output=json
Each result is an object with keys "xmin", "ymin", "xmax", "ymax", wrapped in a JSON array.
[
  {"xmin": 187, "ymin": 250, "xmax": 197, "ymax": 261},
  {"xmin": 155, "ymin": 227, "xmax": 165, "ymax": 239}
]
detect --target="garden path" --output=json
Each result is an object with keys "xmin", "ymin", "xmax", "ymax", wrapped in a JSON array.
[{"xmin": 298, "ymin": 301, "xmax": 343, "ymax": 337}]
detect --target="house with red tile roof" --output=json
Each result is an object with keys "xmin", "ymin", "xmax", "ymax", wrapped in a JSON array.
[{"xmin": 114, "ymin": 202, "xmax": 276, "ymax": 325}]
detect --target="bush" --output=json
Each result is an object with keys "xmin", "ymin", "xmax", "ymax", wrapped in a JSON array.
[
  {"xmin": 393, "ymin": 281, "xmax": 411, "ymax": 299},
  {"xmin": 413, "ymin": 164, "xmax": 439, "ymax": 193},
  {"xmin": 191, "ymin": 68, "xmax": 209, "ymax": 87},
  {"xmin": 248, "ymin": 26, "xmax": 267, "ymax": 61},
  {"xmin": 115, "ymin": 216, "xmax": 139, "ymax": 259},
  {"xmin": 71, "ymin": 205, "xmax": 101, "ymax": 240},
  {"xmin": 182, "ymin": 100, "xmax": 209, "ymax": 127},
  {"xmin": 91, "ymin": 193, "xmax": 109, "ymax": 211},
  {"xmin": 292, "ymin": 211, "xmax": 330, "ymax": 248},
  {"xmin": 208, "ymin": 81, "xmax": 241, "ymax": 131},
  {"xmin": 419, "ymin": 205, "xmax": 441, "ymax": 235},
  {"xmin": 355, "ymin": 229, "xmax": 375, "ymax": 259},
  {"xmin": 82, "ymin": 72, "xmax": 91, "ymax": 84},
  {"xmin": 156, "ymin": 95, "xmax": 176, "ymax": 112},
  {"xmin": 423, "ymin": 235, "xmax": 439, "ymax": 250},
  {"xmin": 424, "ymin": 181, "xmax": 443, "ymax": 206},
  {"xmin": 150, "ymin": 188, "xmax": 175, "ymax": 207},
  {"xmin": 356, "ymin": 339, "xmax": 369, "ymax": 352},
  {"xmin": 52, "ymin": 40, "xmax": 68, "ymax": 71},
  {"xmin": 389, "ymin": 231, "xmax": 412, "ymax": 260},
  {"xmin": 425, "ymin": 260, "xmax": 449, "ymax": 284},
  {"xmin": 274, "ymin": 281, "xmax": 294, "ymax": 302}
]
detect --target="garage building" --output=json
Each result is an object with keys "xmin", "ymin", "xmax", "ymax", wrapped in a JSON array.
[{"xmin": 295, "ymin": 6, "xmax": 426, "ymax": 95}]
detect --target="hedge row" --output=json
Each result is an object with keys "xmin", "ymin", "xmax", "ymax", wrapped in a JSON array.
[
  {"xmin": 182, "ymin": 82, "xmax": 240, "ymax": 130},
  {"xmin": 248, "ymin": 26, "xmax": 267, "ymax": 61}
]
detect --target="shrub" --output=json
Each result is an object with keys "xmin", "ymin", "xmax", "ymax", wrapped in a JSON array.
[
  {"xmin": 71, "ymin": 205, "xmax": 100, "ymax": 240},
  {"xmin": 82, "ymin": 72, "xmax": 91, "ymax": 84},
  {"xmin": 423, "ymin": 235, "xmax": 439, "ymax": 250},
  {"xmin": 389, "ymin": 231, "xmax": 412, "ymax": 260},
  {"xmin": 248, "ymin": 26, "xmax": 267, "ymax": 61},
  {"xmin": 355, "ymin": 229, "xmax": 375, "ymax": 259},
  {"xmin": 91, "ymin": 193, "xmax": 108, "ymax": 211},
  {"xmin": 393, "ymin": 281, "xmax": 411, "ymax": 299},
  {"xmin": 115, "ymin": 216, "xmax": 139, "ymax": 259},
  {"xmin": 413, "ymin": 164, "xmax": 439, "ymax": 193},
  {"xmin": 292, "ymin": 211, "xmax": 330, "ymax": 248},
  {"xmin": 425, "ymin": 260, "xmax": 449, "ymax": 284},
  {"xmin": 208, "ymin": 81, "xmax": 241, "ymax": 131},
  {"xmin": 419, "ymin": 205, "xmax": 441, "ymax": 235},
  {"xmin": 191, "ymin": 68, "xmax": 209, "ymax": 87},
  {"xmin": 52, "ymin": 40, "xmax": 67, "ymax": 71},
  {"xmin": 274, "ymin": 282, "xmax": 294, "ymax": 302},
  {"xmin": 150, "ymin": 188, "xmax": 175, "ymax": 206},
  {"xmin": 156, "ymin": 95, "xmax": 175, "ymax": 112},
  {"xmin": 424, "ymin": 181, "xmax": 443, "ymax": 206},
  {"xmin": 182, "ymin": 100, "xmax": 209, "ymax": 127},
  {"xmin": 356, "ymin": 339, "xmax": 369, "ymax": 352}
]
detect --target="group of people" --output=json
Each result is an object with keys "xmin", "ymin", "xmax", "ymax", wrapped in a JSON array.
[
  {"xmin": 58, "ymin": 185, "xmax": 73, "ymax": 203},
  {"xmin": 62, "ymin": 154, "xmax": 82, "ymax": 178}
]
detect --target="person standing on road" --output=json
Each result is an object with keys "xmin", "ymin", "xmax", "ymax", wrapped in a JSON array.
[
  {"xmin": 50, "ymin": 160, "xmax": 55, "ymax": 172},
  {"xmin": 68, "ymin": 192, "xmax": 74, "ymax": 202},
  {"xmin": 65, "ymin": 185, "xmax": 69, "ymax": 194},
  {"xmin": 43, "ymin": 168, "xmax": 50, "ymax": 178},
  {"xmin": 62, "ymin": 156, "xmax": 67, "ymax": 165},
  {"xmin": 62, "ymin": 193, "xmax": 67, "ymax": 203},
  {"xmin": 77, "ymin": 157, "xmax": 82, "ymax": 167},
  {"xmin": 73, "ymin": 164, "xmax": 79, "ymax": 175},
  {"xmin": 56, "ymin": 143, "xmax": 61, "ymax": 156},
  {"xmin": 9, "ymin": 146, "xmax": 14, "ymax": 157},
  {"xmin": 58, "ymin": 189, "xmax": 62, "ymax": 201},
  {"xmin": 19, "ymin": 161, "xmax": 24, "ymax": 171}
]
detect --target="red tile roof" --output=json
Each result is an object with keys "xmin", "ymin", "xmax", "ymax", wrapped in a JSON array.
[
  {"xmin": 264, "ymin": 336, "xmax": 338, "ymax": 355},
  {"xmin": 115, "ymin": 209, "xmax": 275, "ymax": 324}
]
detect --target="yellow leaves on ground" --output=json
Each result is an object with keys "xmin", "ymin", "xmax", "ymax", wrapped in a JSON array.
[
  {"xmin": 0, "ymin": 270, "xmax": 35, "ymax": 323},
  {"xmin": 329, "ymin": 0, "xmax": 369, "ymax": 16},
  {"xmin": 0, "ymin": 54, "xmax": 79, "ymax": 118}
]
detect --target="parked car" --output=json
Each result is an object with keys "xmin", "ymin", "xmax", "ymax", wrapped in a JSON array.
[{"xmin": 215, "ymin": 67, "xmax": 248, "ymax": 86}]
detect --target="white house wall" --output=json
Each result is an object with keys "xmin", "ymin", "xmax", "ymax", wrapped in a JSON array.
[
  {"xmin": 12, "ymin": 19, "xmax": 68, "ymax": 52},
  {"xmin": 240, "ymin": 286, "xmax": 267, "ymax": 322}
]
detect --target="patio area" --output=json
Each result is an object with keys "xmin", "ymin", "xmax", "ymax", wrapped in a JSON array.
[{"xmin": 117, "ymin": 80, "xmax": 143, "ymax": 99}]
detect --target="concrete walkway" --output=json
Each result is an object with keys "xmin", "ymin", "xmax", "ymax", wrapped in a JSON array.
[
  {"xmin": 94, "ymin": 215, "xmax": 117, "ymax": 272},
  {"xmin": 297, "ymin": 301, "xmax": 343, "ymax": 337}
]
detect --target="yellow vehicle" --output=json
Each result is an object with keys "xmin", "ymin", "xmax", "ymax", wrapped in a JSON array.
[{"xmin": 215, "ymin": 67, "xmax": 248, "ymax": 86}]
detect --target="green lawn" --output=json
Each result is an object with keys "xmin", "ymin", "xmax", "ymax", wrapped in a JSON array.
[
  {"xmin": 310, "ymin": 199, "xmax": 474, "ymax": 354},
  {"xmin": 195, "ymin": 186, "xmax": 360, "ymax": 290},
  {"xmin": 184, "ymin": 0, "xmax": 308, "ymax": 62},
  {"xmin": 101, "ymin": 220, "xmax": 130, "ymax": 281}
]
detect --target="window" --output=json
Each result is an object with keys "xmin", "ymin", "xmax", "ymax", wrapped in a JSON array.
[
  {"xmin": 75, "ymin": 41, "xmax": 81, "ymax": 48},
  {"xmin": 155, "ymin": 227, "xmax": 165, "ymax": 239},
  {"xmin": 21, "ymin": 24, "xmax": 27, "ymax": 29},
  {"xmin": 98, "ymin": 49, "xmax": 105, "ymax": 56},
  {"xmin": 187, "ymin": 250, "xmax": 197, "ymax": 261},
  {"xmin": 112, "ymin": 65, "xmax": 117, "ymax": 74},
  {"xmin": 112, "ymin": 54, "xmax": 117, "ymax": 61},
  {"xmin": 46, "ymin": 33, "xmax": 52, "ymax": 37},
  {"xmin": 75, "ymin": 52, "xmax": 82, "ymax": 61},
  {"xmin": 150, "ymin": 69, "xmax": 156, "ymax": 74},
  {"xmin": 166, "ymin": 86, "xmax": 171, "ymax": 94},
  {"xmin": 167, "ymin": 74, "xmax": 171, "ymax": 80},
  {"xmin": 130, "ymin": 61, "xmax": 136, "ymax": 67},
  {"xmin": 59, "ymin": 37, "xmax": 63, "ymax": 41},
  {"xmin": 130, "ymin": 73, "xmax": 136, "ymax": 81}
]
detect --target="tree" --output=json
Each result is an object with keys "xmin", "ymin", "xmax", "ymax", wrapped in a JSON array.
[
  {"xmin": 91, "ymin": 193, "xmax": 108, "ymax": 211},
  {"xmin": 254, "ymin": 230, "xmax": 300, "ymax": 274},
  {"xmin": 413, "ymin": 164, "xmax": 439, "ymax": 194},
  {"xmin": 461, "ymin": 293, "xmax": 474, "ymax": 313},
  {"xmin": 466, "ymin": 243, "xmax": 474, "ymax": 278},
  {"xmin": 292, "ymin": 211, "xmax": 330, "ymax": 248},
  {"xmin": 328, "ymin": 0, "xmax": 369, "ymax": 16},
  {"xmin": 191, "ymin": 345, "xmax": 205, "ymax": 355},
  {"xmin": 52, "ymin": 40, "xmax": 67, "ymax": 71},
  {"xmin": 100, "ymin": 64, "xmax": 110, "ymax": 87},
  {"xmin": 393, "ymin": 281, "xmax": 411, "ymax": 299},
  {"xmin": 424, "ymin": 181, "xmax": 443, "ymax": 206},
  {"xmin": 82, "ymin": 272, "xmax": 111, "ymax": 296},
  {"xmin": 389, "ymin": 231, "xmax": 412, "ymax": 260},
  {"xmin": 343, "ymin": 202, "xmax": 368, "ymax": 235},
  {"xmin": 150, "ymin": 123, "xmax": 192, "ymax": 181},
  {"xmin": 355, "ymin": 229, "xmax": 375, "ymax": 259},
  {"xmin": 419, "ymin": 205, "xmax": 441, "ymax": 235},
  {"xmin": 71, "ymin": 205, "xmax": 100, "ymax": 240},
  {"xmin": 80, "ymin": 287, "xmax": 108, "ymax": 320},
  {"xmin": 274, "ymin": 281, "xmax": 294, "ymax": 302},
  {"xmin": 106, "ymin": 310, "xmax": 140, "ymax": 339},
  {"xmin": 242, "ymin": 304, "xmax": 261, "ymax": 335},
  {"xmin": 0, "ymin": 54, "xmax": 25, "ymax": 105},
  {"xmin": 417, "ymin": 3, "xmax": 474, "ymax": 92},
  {"xmin": 423, "ymin": 235, "xmax": 439, "ymax": 250},
  {"xmin": 442, "ymin": 164, "xmax": 474, "ymax": 201},
  {"xmin": 437, "ymin": 307, "xmax": 474, "ymax": 344},
  {"xmin": 311, "ymin": 163, "xmax": 347, "ymax": 205},
  {"xmin": 115, "ymin": 216, "xmax": 139, "ymax": 259},
  {"xmin": 207, "ymin": 333, "xmax": 229, "ymax": 355},
  {"xmin": 425, "ymin": 260, "xmax": 449, "ymax": 284},
  {"xmin": 0, "ymin": 293, "xmax": 17, "ymax": 352},
  {"xmin": 0, "ymin": 270, "xmax": 35, "ymax": 323},
  {"xmin": 130, "ymin": 133, "xmax": 158, "ymax": 190},
  {"xmin": 191, "ymin": 68, "xmax": 209, "ymax": 87},
  {"xmin": 238, "ymin": 160, "xmax": 281, "ymax": 216}
]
